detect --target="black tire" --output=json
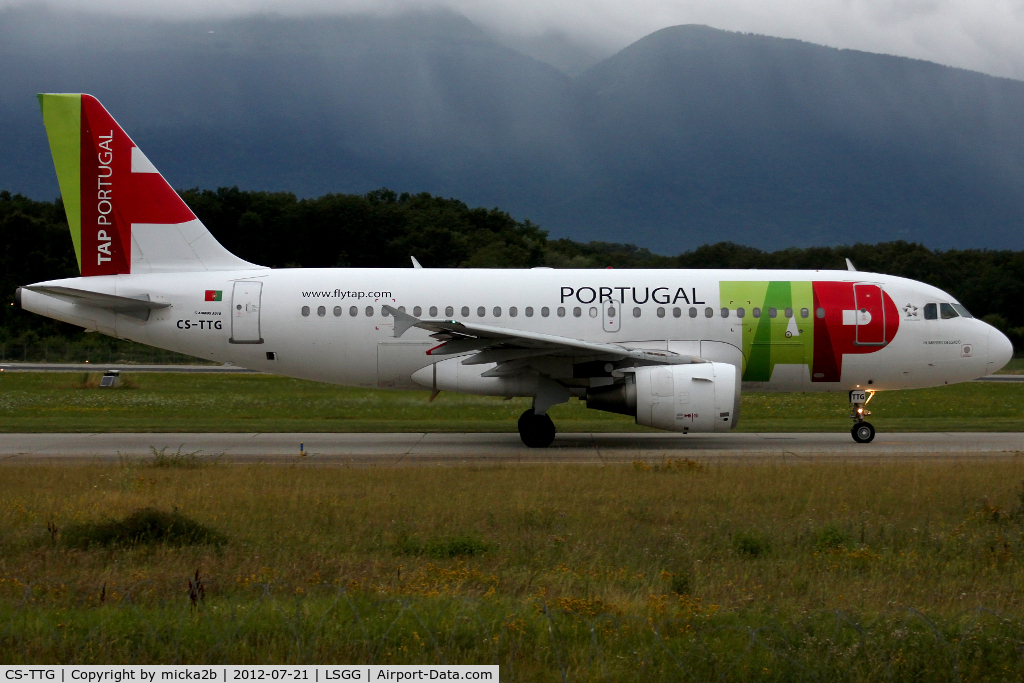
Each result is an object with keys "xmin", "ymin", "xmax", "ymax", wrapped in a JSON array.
[
  {"xmin": 518, "ymin": 409, "xmax": 556, "ymax": 448},
  {"xmin": 851, "ymin": 422, "xmax": 876, "ymax": 444}
]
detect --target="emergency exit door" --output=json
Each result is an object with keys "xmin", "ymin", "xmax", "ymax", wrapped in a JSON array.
[
  {"xmin": 853, "ymin": 283, "xmax": 886, "ymax": 346},
  {"xmin": 602, "ymin": 293, "xmax": 621, "ymax": 333},
  {"xmin": 230, "ymin": 281, "xmax": 264, "ymax": 344}
]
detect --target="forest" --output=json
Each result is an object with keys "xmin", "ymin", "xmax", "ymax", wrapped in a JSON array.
[{"xmin": 2, "ymin": 187, "xmax": 1022, "ymax": 351}]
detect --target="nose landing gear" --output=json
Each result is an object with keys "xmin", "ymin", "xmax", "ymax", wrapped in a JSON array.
[
  {"xmin": 518, "ymin": 409, "xmax": 556, "ymax": 448},
  {"xmin": 850, "ymin": 390, "xmax": 876, "ymax": 443}
]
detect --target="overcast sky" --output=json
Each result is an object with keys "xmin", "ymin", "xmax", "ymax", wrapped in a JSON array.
[{"xmin": 6, "ymin": 0, "xmax": 1024, "ymax": 80}]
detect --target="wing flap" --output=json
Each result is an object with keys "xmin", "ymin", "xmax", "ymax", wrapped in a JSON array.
[{"xmin": 383, "ymin": 305, "xmax": 701, "ymax": 366}]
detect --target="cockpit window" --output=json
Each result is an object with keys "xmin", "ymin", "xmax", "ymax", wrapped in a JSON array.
[
  {"xmin": 951, "ymin": 303, "xmax": 973, "ymax": 318},
  {"xmin": 940, "ymin": 303, "xmax": 959, "ymax": 319},
  {"xmin": 923, "ymin": 303, "xmax": 937, "ymax": 320}
]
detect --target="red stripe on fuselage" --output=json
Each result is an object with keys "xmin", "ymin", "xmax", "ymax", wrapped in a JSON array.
[
  {"xmin": 811, "ymin": 281, "xmax": 900, "ymax": 383},
  {"xmin": 78, "ymin": 95, "xmax": 196, "ymax": 276}
]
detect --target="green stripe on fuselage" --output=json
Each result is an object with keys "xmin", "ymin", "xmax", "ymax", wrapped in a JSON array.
[
  {"xmin": 38, "ymin": 94, "xmax": 82, "ymax": 271},
  {"xmin": 720, "ymin": 281, "xmax": 814, "ymax": 382}
]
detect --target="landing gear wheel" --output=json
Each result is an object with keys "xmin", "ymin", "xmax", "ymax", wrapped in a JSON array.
[
  {"xmin": 518, "ymin": 409, "xmax": 556, "ymax": 448},
  {"xmin": 851, "ymin": 422, "xmax": 876, "ymax": 444}
]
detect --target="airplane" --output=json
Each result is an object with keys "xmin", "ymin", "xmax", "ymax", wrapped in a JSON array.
[{"xmin": 15, "ymin": 94, "xmax": 1015, "ymax": 446}]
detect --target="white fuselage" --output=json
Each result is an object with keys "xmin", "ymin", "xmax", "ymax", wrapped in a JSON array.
[{"xmin": 20, "ymin": 267, "xmax": 1012, "ymax": 398}]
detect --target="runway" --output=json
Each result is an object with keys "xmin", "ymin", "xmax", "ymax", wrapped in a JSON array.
[
  {"xmin": 0, "ymin": 363, "xmax": 258, "ymax": 373},
  {"xmin": 2, "ymin": 432, "xmax": 1023, "ymax": 465},
  {"xmin": 0, "ymin": 363, "xmax": 1020, "ymax": 380}
]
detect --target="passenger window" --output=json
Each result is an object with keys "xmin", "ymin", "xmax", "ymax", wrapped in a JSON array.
[
  {"xmin": 317, "ymin": 306, "xmax": 326, "ymax": 317},
  {"xmin": 333, "ymin": 306, "xmax": 342, "ymax": 317},
  {"xmin": 673, "ymin": 307, "xmax": 681, "ymax": 318},
  {"xmin": 721, "ymin": 308, "xmax": 729, "ymax": 318},
  {"xmin": 768, "ymin": 307, "xmax": 777, "ymax": 318},
  {"xmin": 365, "ymin": 306, "xmax": 374, "ymax": 317},
  {"xmin": 784, "ymin": 307, "xmax": 793, "ymax": 318},
  {"xmin": 445, "ymin": 306, "xmax": 453, "ymax": 317},
  {"xmin": 526, "ymin": 307, "xmax": 534, "ymax": 317},
  {"xmin": 589, "ymin": 307, "xmax": 598, "ymax": 318},
  {"xmin": 657, "ymin": 307, "xmax": 666, "ymax": 318},
  {"xmin": 923, "ymin": 303, "xmax": 937, "ymax": 320},
  {"xmin": 477, "ymin": 306, "xmax": 486, "ymax": 317},
  {"xmin": 381, "ymin": 307, "xmax": 390, "ymax": 317},
  {"xmin": 573, "ymin": 307, "xmax": 582, "ymax": 318},
  {"xmin": 398, "ymin": 306, "xmax": 406, "ymax": 313},
  {"xmin": 737, "ymin": 307, "xmax": 746, "ymax": 318},
  {"xmin": 461, "ymin": 306, "xmax": 470, "ymax": 317},
  {"xmin": 509, "ymin": 307, "xmax": 518, "ymax": 317},
  {"xmin": 753, "ymin": 308, "xmax": 761, "ymax": 318},
  {"xmin": 705, "ymin": 307, "xmax": 714, "ymax": 318},
  {"xmin": 413, "ymin": 306, "xmax": 422, "ymax": 317},
  {"xmin": 429, "ymin": 306, "xmax": 438, "ymax": 317},
  {"xmin": 557, "ymin": 307, "xmax": 566, "ymax": 317},
  {"xmin": 940, "ymin": 303, "xmax": 959, "ymax": 319},
  {"xmin": 816, "ymin": 308, "xmax": 825, "ymax": 319},
  {"xmin": 349, "ymin": 306, "xmax": 358, "ymax": 317},
  {"xmin": 951, "ymin": 304, "xmax": 973, "ymax": 318},
  {"xmin": 301, "ymin": 306, "xmax": 310, "ymax": 317},
  {"xmin": 541, "ymin": 307, "xmax": 550, "ymax": 317},
  {"xmin": 688, "ymin": 307, "xmax": 697, "ymax": 318},
  {"xmin": 633, "ymin": 307, "xmax": 642, "ymax": 318},
  {"xmin": 800, "ymin": 308, "xmax": 809, "ymax": 318},
  {"xmin": 493, "ymin": 307, "xmax": 501, "ymax": 317}
]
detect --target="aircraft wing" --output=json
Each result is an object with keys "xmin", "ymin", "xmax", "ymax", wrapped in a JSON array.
[{"xmin": 383, "ymin": 305, "xmax": 698, "ymax": 366}]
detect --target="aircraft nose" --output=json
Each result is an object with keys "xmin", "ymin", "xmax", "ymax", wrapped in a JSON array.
[{"xmin": 987, "ymin": 327, "xmax": 1014, "ymax": 375}]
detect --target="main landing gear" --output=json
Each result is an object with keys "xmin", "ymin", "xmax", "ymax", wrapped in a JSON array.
[
  {"xmin": 518, "ymin": 409, "xmax": 556, "ymax": 448},
  {"xmin": 850, "ymin": 390, "xmax": 876, "ymax": 443}
]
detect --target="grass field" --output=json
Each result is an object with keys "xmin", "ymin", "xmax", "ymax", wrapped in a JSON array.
[
  {"xmin": 1, "ymin": 372, "xmax": 1022, "ymax": 433},
  {"xmin": 2, "ymin": 460, "xmax": 1024, "ymax": 678},
  {"xmin": 997, "ymin": 357, "xmax": 1024, "ymax": 374}
]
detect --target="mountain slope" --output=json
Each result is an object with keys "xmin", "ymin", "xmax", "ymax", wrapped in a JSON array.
[
  {"xmin": 571, "ymin": 25, "xmax": 1024, "ymax": 249},
  {"xmin": 1, "ymin": 10, "xmax": 1022, "ymax": 250}
]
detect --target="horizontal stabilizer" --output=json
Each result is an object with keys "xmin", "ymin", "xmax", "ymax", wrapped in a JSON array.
[{"xmin": 25, "ymin": 285, "xmax": 170, "ymax": 321}]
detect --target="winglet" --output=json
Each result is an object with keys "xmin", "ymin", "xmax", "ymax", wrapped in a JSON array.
[
  {"xmin": 383, "ymin": 305, "xmax": 421, "ymax": 338},
  {"xmin": 845, "ymin": 258, "xmax": 857, "ymax": 271},
  {"xmin": 411, "ymin": 256, "xmax": 423, "ymax": 269}
]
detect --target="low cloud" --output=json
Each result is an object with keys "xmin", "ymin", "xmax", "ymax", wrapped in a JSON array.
[{"xmin": 5, "ymin": 0, "xmax": 1024, "ymax": 79}]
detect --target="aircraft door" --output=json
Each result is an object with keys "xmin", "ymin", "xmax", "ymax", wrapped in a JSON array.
[
  {"xmin": 853, "ymin": 283, "xmax": 885, "ymax": 346},
  {"xmin": 230, "ymin": 281, "xmax": 264, "ymax": 344},
  {"xmin": 602, "ymin": 292, "xmax": 621, "ymax": 333}
]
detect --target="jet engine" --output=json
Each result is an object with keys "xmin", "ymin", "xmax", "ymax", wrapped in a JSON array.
[{"xmin": 586, "ymin": 362, "xmax": 738, "ymax": 433}]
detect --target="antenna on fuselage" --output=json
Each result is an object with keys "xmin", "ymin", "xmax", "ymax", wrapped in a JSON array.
[
  {"xmin": 411, "ymin": 256, "xmax": 423, "ymax": 269},
  {"xmin": 845, "ymin": 258, "xmax": 857, "ymax": 271}
]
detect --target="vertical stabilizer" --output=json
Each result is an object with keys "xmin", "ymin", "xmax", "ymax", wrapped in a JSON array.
[{"xmin": 37, "ymin": 93, "xmax": 262, "ymax": 275}]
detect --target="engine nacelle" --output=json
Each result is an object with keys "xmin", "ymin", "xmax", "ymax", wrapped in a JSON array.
[{"xmin": 587, "ymin": 362, "xmax": 738, "ymax": 433}]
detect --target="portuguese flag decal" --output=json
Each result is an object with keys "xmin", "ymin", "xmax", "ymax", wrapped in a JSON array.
[{"xmin": 205, "ymin": 290, "xmax": 223, "ymax": 302}]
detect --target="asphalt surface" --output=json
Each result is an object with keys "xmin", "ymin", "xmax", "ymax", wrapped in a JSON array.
[
  {"xmin": 2, "ymin": 432, "xmax": 1022, "ymax": 465},
  {"xmin": 0, "ymin": 363, "xmax": 258, "ymax": 373},
  {"xmin": 0, "ymin": 363, "xmax": 1021, "ymax": 380}
]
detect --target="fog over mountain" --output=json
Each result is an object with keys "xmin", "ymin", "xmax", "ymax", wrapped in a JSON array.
[{"xmin": 1, "ymin": 7, "xmax": 1023, "ymax": 251}]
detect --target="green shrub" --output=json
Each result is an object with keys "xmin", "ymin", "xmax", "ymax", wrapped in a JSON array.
[
  {"xmin": 61, "ymin": 508, "xmax": 227, "ymax": 549},
  {"xmin": 148, "ymin": 445, "xmax": 221, "ymax": 469},
  {"xmin": 668, "ymin": 572, "xmax": 691, "ymax": 595},
  {"xmin": 734, "ymin": 531, "xmax": 770, "ymax": 557},
  {"xmin": 815, "ymin": 524, "xmax": 850, "ymax": 550},
  {"xmin": 396, "ymin": 533, "xmax": 490, "ymax": 559}
]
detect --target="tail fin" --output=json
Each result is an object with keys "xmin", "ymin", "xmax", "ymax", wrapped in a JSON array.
[{"xmin": 37, "ymin": 94, "xmax": 262, "ymax": 276}]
